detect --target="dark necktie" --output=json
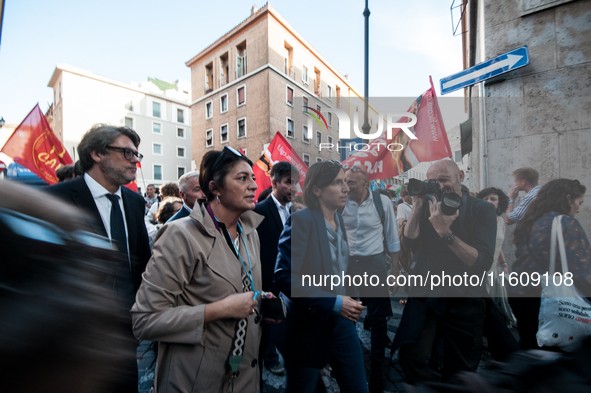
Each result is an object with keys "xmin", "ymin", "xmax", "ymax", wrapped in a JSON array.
[{"xmin": 106, "ymin": 193, "xmax": 129, "ymax": 264}]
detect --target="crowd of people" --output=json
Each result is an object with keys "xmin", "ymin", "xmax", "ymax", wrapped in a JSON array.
[{"xmin": 3, "ymin": 123, "xmax": 590, "ymax": 392}]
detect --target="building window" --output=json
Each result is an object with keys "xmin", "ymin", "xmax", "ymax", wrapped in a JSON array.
[
  {"xmin": 152, "ymin": 102, "xmax": 161, "ymax": 118},
  {"xmin": 303, "ymin": 153, "xmax": 310, "ymax": 167},
  {"xmin": 153, "ymin": 143, "xmax": 162, "ymax": 155},
  {"xmin": 125, "ymin": 117, "xmax": 133, "ymax": 129},
  {"xmin": 314, "ymin": 67, "xmax": 321, "ymax": 97},
  {"xmin": 219, "ymin": 52, "xmax": 229, "ymax": 87},
  {"xmin": 327, "ymin": 85, "xmax": 332, "ymax": 100},
  {"xmin": 236, "ymin": 41, "xmax": 247, "ymax": 78},
  {"xmin": 125, "ymin": 100, "xmax": 133, "ymax": 112},
  {"xmin": 205, "ymin": 62, "xmax": 214, "ymax": 94},
  {"xmin": 303, "ymin": 125, "xmax": 310, "ymax": 144},
  {"xmin": 316, "ymin": 157, "xmax": 323, "ymax": 163},
  {"xmin": 153, "ymin": 165, "xmax": 162, "ymax": 181},
  {"xmin": 177, "ymin": 167, "xmax": 186, "ymax": 179},
  {"xmin": 220, "ymin": 123, "xmax": 229, "ymax": 143},
  {"xmin": 177, "ymin": 127, "xmax": 185, "ymax": 139},
  {"xmin": 237, "ymin": 85, "xmax": 246, "ymax": 106},
  {"xmin": 455, "ymin": 151, "xmax": 462, "ymax": 162},
  {"xmin": 206, "ymin": 129, "xmax": 213, "ymax": 147},
  {"xmin": 286, "ymin": 118, "xmax": 295, "ymax": 139},
  {"xmin": 153, "ymin": 122, "xmax": 162, "ymax": 134},
  {"xmin": 328, "ymin": 136, "xmax": 333, "ymax": 151},
  {"xmin": 302, "ymin": 96, "xmax": 308, "ymax": 112},
  {"xmin": 177, "ymin": 108, "xmax": 184, "ymax": 123},
  {"xmin": 220, "ymin": 93, "xmax": 228, "ymax": 113},
  {"xmin": 205, "ymin": 100, "xmax": 213, "ymax": 119},
  {"xmin": 328, "ymin": 112, "xmax": 332, "ymax": 127},
  {"xmin": 302, "ymin": 65, "xmax": 309, "ymax": 84},
  {"xmin": 316, "ymin": 131, "xmax": 322, "ymax": 147},
  {"xmin": 177, "ymin": 147, "xmax": 185, "ymax": 158},
  {"xmin": 286, "ymin": 86, "xmax": 294, "ymax": 106},
  {"xmin": 237, "ymin": 117, "xmax": 246, "ymax": 139},
  {"xmin": 284, "ymin": 41, "xmax": 294, "ymax": 78}
]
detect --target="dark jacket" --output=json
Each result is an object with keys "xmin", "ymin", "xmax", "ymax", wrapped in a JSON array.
[
  {"xmin": 274, "ymin": 207, "xmax": 348, "ymax": 368},
  {"xmin": 253, "ymin": 195, "xmax": 284, "ymax": 294},
  {"xmin": 45, "ymin": 176, "xmax": 151, "ymax": 297}
]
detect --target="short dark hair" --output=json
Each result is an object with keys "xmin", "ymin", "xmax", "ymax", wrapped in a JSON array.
[
  {"xmin": 303, "ymin": 160, "xmax": 343, "ymax": 210},
  {"xmin": 156, "ymin": 197, "xmax": 182, "ymax": 224},
  {"xmin": 73, "ymin": 160, "xmax": 83, "ymax": 177},
  {"xmin": 160, "ymin": 182, "xmax": 180, "ymax": 198},
  {"xmin": 257, "ymin": 187, "xmax": 273, "ymax": 203},
  {"xmin": 147, "ymin": 184, "xmax": 155, "ymax": 189},
  {"xmin": 513, "ymin": 167, "xmax": 539, "ymax": 185},
  {"xmin": 77, "ymin": 124, "xmax": 141, "ymax": 173},
  {"xmin": 199, "ymin": 149, "xmax": 253, "ymax": 202},
  {"xmin": 56, "ymin": 164, "xmax": 75, "ymax": 182},
  {"xmin": 271, "ymin": 161, "xmax": 299, "ymax": 183},
  {"xmin": 477, "ymin": 187, "xmax": 509, "ymax": 216}
]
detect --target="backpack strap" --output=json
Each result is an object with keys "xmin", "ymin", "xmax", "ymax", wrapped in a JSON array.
[{"xmin": 372, "ymin": 190, "xmax": 389, "ymax": 254}]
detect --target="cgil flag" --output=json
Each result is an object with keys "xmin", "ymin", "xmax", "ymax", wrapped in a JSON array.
[
  {"xmin": 253, "ymin": 132, "xmax": 308, "ymax": 200},
  {"xmin": 342, "ymin": 77, "xmax": 452, "ymax": 180},
  {"xmin": 1, "ymin": 104, "xmax": 73, "ymax": 184}
]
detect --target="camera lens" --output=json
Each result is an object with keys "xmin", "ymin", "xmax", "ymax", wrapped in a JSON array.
[
  {"xmin": 441, "ymin": 193, "xmax": 462, "ymax": 216},
  {"xmin": 408, "ymin": 179, "xmax": 424, "ymax": 196}
]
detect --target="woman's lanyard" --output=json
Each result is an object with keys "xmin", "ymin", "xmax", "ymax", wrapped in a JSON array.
[{"xmin": 214, "ymin": 215, "xmax": 259, "ymax": 301}]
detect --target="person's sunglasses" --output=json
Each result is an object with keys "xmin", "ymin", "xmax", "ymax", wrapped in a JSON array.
[
  {"xmin": 106, "ymin": 146, "xmax": 143, "ymax": 162},
  {"xmin": 318, "ymin": 159, "xmax": 342, "ymax": 175},
  {"xmin": 211, "ymin": 146, "xmax": 243, "ymax": 172}
]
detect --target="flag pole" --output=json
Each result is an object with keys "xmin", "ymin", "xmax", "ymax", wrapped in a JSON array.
[{"xmin": 138, "ymin": 164, "xmax": 146, "ymax": 194}]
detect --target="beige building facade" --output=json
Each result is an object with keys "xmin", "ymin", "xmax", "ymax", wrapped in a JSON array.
[
  {"xmin": 186, "ymin": 4, "xmax": 363, "ymax": 168},
  {"xmin": 47, "ymin": 64, "xmax": 193, "ymax": 193}
]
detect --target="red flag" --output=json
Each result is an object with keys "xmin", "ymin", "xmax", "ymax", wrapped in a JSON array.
[
  {"xmin": 124, "ymin": 179, "xmax": 138, "ymax": 192},
  {"xmin": 1, "ymin": 104, "xmax": 73, "ymax": 184},
  {"xmin": 253, "ymin": 132, "xmax": 308, "ymax": 200},
  {"xmin": 342, "ymin": 77, "xmax": 452, "ymax": 180}
]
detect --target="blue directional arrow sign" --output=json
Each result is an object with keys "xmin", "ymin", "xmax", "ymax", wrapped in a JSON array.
[{"xmin": 440, "ymin": 46, "xmax": 529, "ymax": 95}]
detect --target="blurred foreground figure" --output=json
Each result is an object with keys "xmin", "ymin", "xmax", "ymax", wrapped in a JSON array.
[
  {"xmin": 0, "ymin": 181, "xmax": 133, "ymax": 393},
  {"xmin": 405, "ymin": 339, "xmax": 591, "ymax": 393},
  {"xmin": 45, "ymin": 124, "xmax": 151, "ymax": 392}
]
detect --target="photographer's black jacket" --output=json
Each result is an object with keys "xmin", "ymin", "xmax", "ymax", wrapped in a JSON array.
[{"xmin": 403, "ymin": 193, "xmax": 497, "ymax": 298}]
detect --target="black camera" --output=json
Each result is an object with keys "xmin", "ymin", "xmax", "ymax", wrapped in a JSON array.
[{"xmin": 407, "ymin": 178, "xmax": 462, "ymax": 216}]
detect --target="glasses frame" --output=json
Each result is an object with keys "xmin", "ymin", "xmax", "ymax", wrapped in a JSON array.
[
  {"xmin": 106, "ymin": 145, "xmax": 143, "ymax": 162},
  {"xmin": 211, "ymin": 146, "xmax": 243, "ymax": 173}
]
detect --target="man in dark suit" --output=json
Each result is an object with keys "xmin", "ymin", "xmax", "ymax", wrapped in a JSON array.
[
  {"xmin": 166, "ymin": 170, "xmax": 204, "ymax": 223},
  {"xmin": 254, "ymin": 161, "xmax": 299, "ymax": 377},
  {"xmin": 45, "ymin": 124, "xmax": 151, "ymax": 393}
]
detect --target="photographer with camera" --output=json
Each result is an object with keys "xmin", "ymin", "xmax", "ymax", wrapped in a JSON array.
[{"xmin": 392, "ymin": 160, "xmax": 497, "ymax": 384}]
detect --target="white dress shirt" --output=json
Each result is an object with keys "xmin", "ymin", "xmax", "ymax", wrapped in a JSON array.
[
  {"xmin": 271, "ymin": 193, "xmax": 291, "ymax": 226},
  {"xmin": 84, "ymin": 173, "xmax": 130, "ymax": 262},
  {"xmin": 341, "ymin": 190, "xmax": 401, "ymax": 257}
]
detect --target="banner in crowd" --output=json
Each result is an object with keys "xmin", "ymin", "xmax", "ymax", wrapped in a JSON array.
[
  {"xmin": 342, "ymin": 77, "xmax": 452, "ymax": 180},
  {"xmin": 1, "ymin": 104, "xmax": 73, "ymax": 184},
  {"xmin": 253, "ymin": 132, "xmax": 308, "ymax": 200}
]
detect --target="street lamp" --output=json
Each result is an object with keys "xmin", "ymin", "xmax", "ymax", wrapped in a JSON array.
[{"xmin": 0, "ymin": 117, "xmax": 5, "ymax": 128}]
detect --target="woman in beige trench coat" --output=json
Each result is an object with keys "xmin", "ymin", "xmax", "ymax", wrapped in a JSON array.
[{"xmin": 131, "ymin": 147, "xmax": 264, "ymax": 393}]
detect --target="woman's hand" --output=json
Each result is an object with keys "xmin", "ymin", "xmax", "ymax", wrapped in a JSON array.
[
  {"xmin": 261, "ymin": 292, "xmax": 285, "ymax": 324},
  {"xmin": 340, "ymin": 296, "xmax": 365, "ymax": 322},
  {"xmin": 222, "ymin": 292, "xmax": 258, "ymax": 320}
]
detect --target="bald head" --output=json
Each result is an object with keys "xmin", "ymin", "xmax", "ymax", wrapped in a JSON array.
[{"xmin": 427, "ymin": 159, "xmax": 464, "ymax": 195}]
